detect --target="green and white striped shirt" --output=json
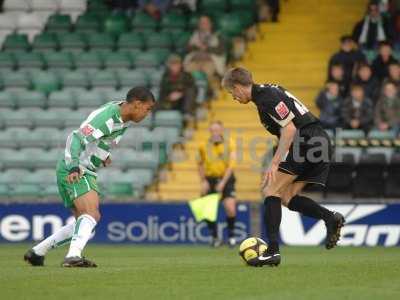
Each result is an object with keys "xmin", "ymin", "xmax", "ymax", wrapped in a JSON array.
[{"xmin": 65, "ymin": 101, "xmax": 129, "ymax": 176}]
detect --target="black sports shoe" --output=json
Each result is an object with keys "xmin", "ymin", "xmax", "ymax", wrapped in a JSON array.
[
  {"xmin": 325, "ymin": 212, "xmax": 345, "ymax": 250},
  {"xmin": 248, "ymin": 249, "xmax": 281, "ymax": 267},
  {"xmin": 24, "ymin": 249, "xmax": 45, "ymax": 266},
  {"xmin": 61, "ymin": 256, "xmax": 97, "ymax": 268}
]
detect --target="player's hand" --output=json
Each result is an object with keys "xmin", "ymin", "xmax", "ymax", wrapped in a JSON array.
[
  {"xmin": 201, "ymin": 180, "xmax": 210, "ymax": 195},
  {"xmin": 103, "ymin": 156, "xmax": 112, "ymax": 167},
  {"xmin": 66, "ymin": 168, "xmax": 81, "ymax": 184},
  {"xmin": 261, "ymin": 162, "xmax": 279, "ymax": 188},
  {"xmin": 216, "ymin": 181, "xmax": 225, "ymax": 193}
]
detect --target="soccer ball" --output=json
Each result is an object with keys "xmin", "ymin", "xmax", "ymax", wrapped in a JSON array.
[{"xmin": 239, "ymin": 237, "xmax": 268, "ymax": 266}]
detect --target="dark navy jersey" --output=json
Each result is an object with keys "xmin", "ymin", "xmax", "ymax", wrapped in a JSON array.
[{"xmin": 251, "ymin": 84, "xmax": 319, "ymax": 137}]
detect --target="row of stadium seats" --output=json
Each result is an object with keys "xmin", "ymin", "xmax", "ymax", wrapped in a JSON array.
[
  {"xmin": 327, "ymin": 129, "xmax": 400, "ymax": 147},
  {"xmin": 2, "ymin": 32, "xmax": 191, "ymax": 53},
  {"xmin": 0, "ymin": 69, "xmax": 164, "ymax": 93},
  {"xmin": 326, "ymin": 150, "xmax": 400, "ymax": 198},
  {"xmin": 0, "ymin": 127, "xmax": 181, "ymax": 151},
  {"xmin": 0, "ymin": 50, "xmax": 175, "ymax": 72},
  {"xmin": 3, "ymin": 0, "xmax": 86, "ymax": 13},
  {"xmin": 0, "ymin": 109, "xmax": 183, "ymax": 129},
  {"xmin": 0, "ymin": 168, "xmax": 153, "ymax": 200}
]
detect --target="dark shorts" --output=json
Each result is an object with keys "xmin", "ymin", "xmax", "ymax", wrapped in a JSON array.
[
  {"xmin": 205, "ymin": 174, "xmax": 236, "ymax": 199},
  {"xmin": 278, "ymin": 123, "xmax": 332, "ymax": 186}
]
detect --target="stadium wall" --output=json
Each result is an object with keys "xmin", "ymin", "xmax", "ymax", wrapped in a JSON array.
[{"xmin": 0, "ymin": 203, "xmax": 399, "ymax": 246}]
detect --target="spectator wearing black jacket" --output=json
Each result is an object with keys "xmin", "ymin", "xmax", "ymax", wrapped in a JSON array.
[
  {"xmin": 352, "ymin": 63, "xmax": 381, "ymax": 103},
  {"xmin": 315, "ymin": 81, "xmax": 343, "ymax": 129},
  {"xmin": 328, "ymin": 35, "xmax": 366, "ymax": 83},
  {"xmin": 372, "ymin": 42, "xmax": 399, "ymax": 81},
  {"xmin": 352, "ymin": 0, "xmax": 393, "ymax": 50},
  {"xmin": 342, "ymin": 84, "xmax": 374, "ymax": 132}
]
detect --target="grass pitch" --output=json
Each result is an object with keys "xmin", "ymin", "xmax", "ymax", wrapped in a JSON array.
[{"xmin": 1, "ymin": 244, "xmax": 399, "ymax": 300}]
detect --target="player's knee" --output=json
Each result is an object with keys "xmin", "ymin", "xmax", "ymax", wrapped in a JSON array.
[{"xmin": 89, "ymin": 210, "xmax": 101, "ymax": 223}]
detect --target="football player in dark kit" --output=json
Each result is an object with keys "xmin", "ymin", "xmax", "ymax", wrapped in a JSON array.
[{"xmin": 222, "ymin": 67, "xmax": 345, "ymax": 267}]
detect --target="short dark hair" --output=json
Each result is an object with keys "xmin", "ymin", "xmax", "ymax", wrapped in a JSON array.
[
  {"xmin": 379, "ymin": 41, "xmax": 392, "ymax": 48},
  {"xmin": 222, "ymin": 67, "xmax": 253, "ymax": 89},
  {"xmin": 126, "ymin": 87, "xmax": 155, "ymax": 103},
  {"xmin": 340, "ymin": 35, "xmax": 353, "ymax": 43},
  {"xmin": 351, "ymin": 83, "xmax": 364, "ymax": 90}
]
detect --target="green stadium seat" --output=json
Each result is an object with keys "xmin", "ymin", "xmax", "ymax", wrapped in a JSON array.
[
  {"xmin": 31, "ymin": 71, "xmax": 60, "ymax": 94},
  {"xmin": 0, "ymin": 184, "xmax": 9, "ymax": 197},
  {"xmin": 61, "ymin": 70, "xmax": 89, "ymax": 89},
  {"xmin": 74, "ymin": 14, "xmax": 101, "ymax": 33},
  {"xmin": 86, "ymin": 33, "xmax": 115, "ymax": 51},
  {"xmin": 103, "ymin": 182, "xmax": 133, "ymax": 197},
  {"xmin": 231, "ymin": 0, "xmax": 256, "ymax": 9},
  {"xmin": 117, "ymin": 32, "xmax": 145, "ymax": 50},
  {"xmin": 125, "ymin": 169, "xmax": 154, "ymax": 186},
  {"xmin": 103, "ymin": 51, "xmax": 133, "ymax": 70},
  {"xmin": 153, "ymin": 127, "xmax": 180, "ymax": 144},
  {"xmin": 73, "ymin": 51, "xmax": 103, "ymax": 69},
  {"xmin": 90, "ymin": 70, "xmax": 118, "ymax": 89},
  {"xmin": 170, "ymin": 31, "xmax": 191, "ymax": 52},
  {"xmin": 15, "ymin": 52, "xmax": 44, "ymax": 69},
  {"xmin": 0, "ymin": 90, "xmax": 16, "ymax": 109},
  {"xmin": 64, "ymin": 109, "xmax": 91, "ymax": 127},
  {"xmin": 10, "ymin": 184, "xmax": 42, "ymax": 197},
  {"xmin": 131, "ymin": 12, "xmax": 158, "ymax": 31},
  {"xmin": 366, "ymin": 147, "xmax": 394, "ymax": 163},
  {"xmin": 2, "ymin": 33, "xmax": 30, "ymax": 51},
  {"xmin": 33, "ymin": 108, "xmax": 67, "ymax": 129},
  {"xmin": 145, "ymin": 32, "xmax": 172, "ymax": 49},
  {"xmin": 23, "ymin": 169, "xmax": 56, "ymax": 184},
  {"xmin": 1, "ymin": 109, "xmax": 33, "ymax": 128},
  {"xmin": 199, "ymin": 0, "xmax": 227, "ymax": 13},
  {"xmin": 1, "ymin": 71, "xmax": 31, "ymax": 90},
  {"xmin": 15, "ymin": 90, "xmax": 46, "ymax": 109},
  {"xmin": 48, "ymin": 90, "xmax": 75, "ymax": 109},
  {"xmin": 188, "ymin": 14, "xmax": 200, "ymax": 30},
  {"xmin": 43, "ymin": 51, "xmax": 74, "ymax": 70},
  {"xmin": 41, "ymin": 185, "xmax": 59, "ymax": 198},
  {"xmin": 217, "ymin": 14, "xmax": 244, "ymax": 38},
  {"xmin": 117, "ymin": 70, "xmax": 148, "ymax": 88},
  {"xmin": 154, "ymin": 110, "xmax": 183, "ymax": 129},
  {"xmin": 2, "ymin": 149, "xmax": 31, "ymax": 169},
  {"xmin": 57, "ymin": 33, "xmax": 87, "ymax": 52},
  {"xmin": 17, "ymin": 128, "xmax": 57, "ymax": 149},
  {"xmin": 232, "ymin": 10, "xmax": 255, "ymax": 28},
  {"xmin": 46, "ymin": 14, "xmax": 72, "ymax": 33},
  {"xmin": 32, "ymin": 148, "xmax": 60, "ymax": 169},
  {"xmin": 134, "ymin": 50, "xmax": 164, "ymax": 68},
  {"xmin": 112, "ymin": 149, "xmax": 159, "ymax": 170},
  {"xmin": 103, "ymin": 14, "xmax": 129, "ymax": 36},
  {"xmin": 32, "ymin": 32, "xmax": 59, "ymax": 51},
  {"xmin": 368, "ymin": 130, "xmax": 396, "ymax": 140},
  {"xmin": 337, "ymin": 129, "xmax": 365, "ymax": 140},
  {"xmin": 0, "ymin": 128, "xmax": 21, "ymax": 148},
  {"xmin": 146, "ymin": 68, "xmax": 163, "ymax": 87},
  {"xmin": 161, "ymin": 13, "xmax": 187, "ymax": 30},
  {"xmin": 75, "ymin": 90, "xmax": 104, "ymax": 108},
  {"xmin": 0, "ymin": 52, "xmax": 16, "ymax": 69},
  {"xmin": 0, "ymin": 168, "xmax": 30, "ymax": 184}
]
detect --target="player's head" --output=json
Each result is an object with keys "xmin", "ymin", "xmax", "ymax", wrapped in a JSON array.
[
  {"xmin": 125, "ymin": 87, "xmax": 155, "ymax": 122},
  {"xmin": 222, "ymin": 67, "xmax": 253, "ymax": 104},
  {"xmin": 209, "ymin": 120, "xmax": 224, "ymax": 142}
]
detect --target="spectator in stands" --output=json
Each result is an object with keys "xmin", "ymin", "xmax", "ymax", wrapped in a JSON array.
[
  {"xmin": 328, "ymin": 35, "xmax": 366, "ymax": 83},
  {"xmin": 383, "ymin": 62, "xmax": 400, "ymax": 87},
  {"xmin": 352, "ymin": 0, "xmax": 393, "ymax": 50},
  {"xmin": 159, "ymin": 55, "xmax": 197, "ymax": 122},
  {"xmin": 184, "ymin": 16, "xmax": 226, "ymax": 81},
  {"xmin": 342, "ymin": 84, "xmax": 374, "ymax": 132},
  {"xmin": 138, "ymin": 0, "xmax": 171, "ymax": 20},
  {"xmin": 328, "ymin": 63, "xmax": 348, "ymax": 97},
  {"xmin": 315, "ymin": 81, "xmax": 343, "ymax": 129},
  {"xmin": 353, "ymin": 63, "xmax": 380, "ymax": 103},
  {"xmin": 374, "ymin": 81, "xmax": 400, "ymax": 133},
  {"xmin": 372, "ymin": 42, "xmax": 399, "ymax": 81}
]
